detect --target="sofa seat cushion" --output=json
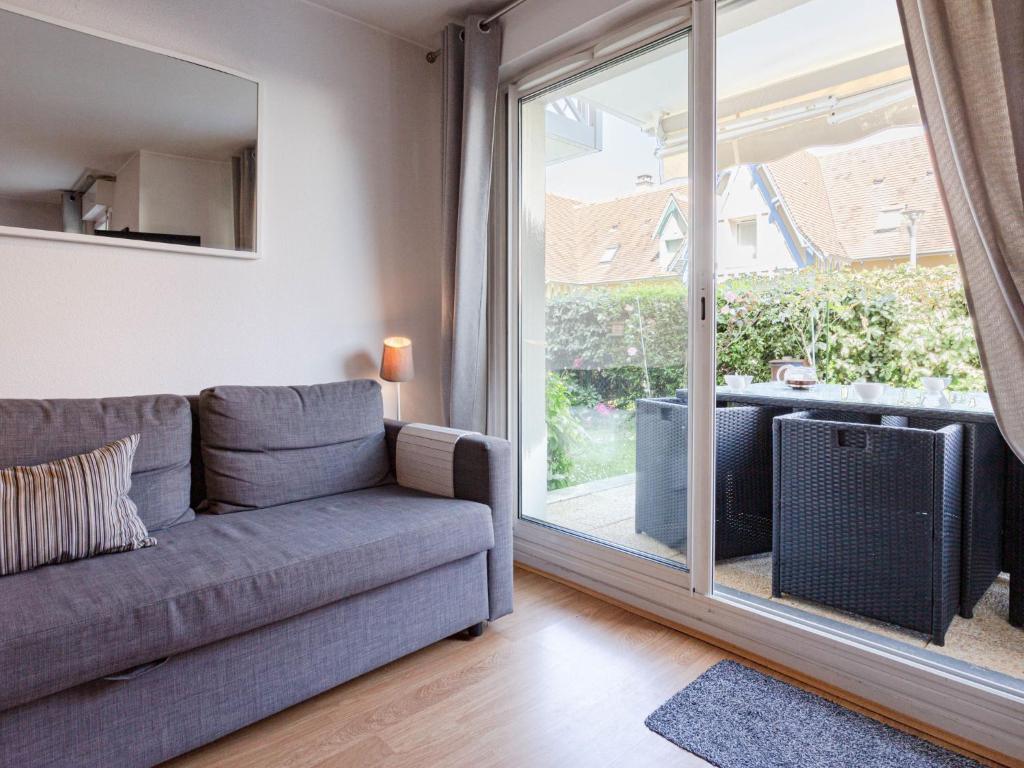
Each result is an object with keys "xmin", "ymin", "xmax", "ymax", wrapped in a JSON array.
[{"xmin": 0, "ymin": 485, "xmax": 494, "ymax": 712}]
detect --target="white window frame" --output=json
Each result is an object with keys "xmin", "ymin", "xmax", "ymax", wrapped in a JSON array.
[
  {"xmin": 503, "ymin": 0, "xmax": 1024, "ymax": 760},
  {"xmin": 507, "ymin": 13, "xmax": 698, "ymax": 614}
]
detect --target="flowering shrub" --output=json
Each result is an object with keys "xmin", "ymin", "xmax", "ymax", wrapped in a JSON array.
[
  {"xmin": 546, "ymin": 264, "xmax": 984, "ymax": 409},
  {"xmin": 544, "ymin": 265, "xmax": 984, "ymax": 488},
  {"xmin": 545, "ymin": 372, "xmax": 582, "ymax": 489},
  {"xmin": 716, "ymin": 265, "xmax": 984, "ymax": 391}
]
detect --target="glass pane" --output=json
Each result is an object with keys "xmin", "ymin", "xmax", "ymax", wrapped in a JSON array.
[
  {"xmin": 519, "ymin": 34, "xmax": 690, "ymax": 567},
  {"xmin": 713, "ymin": 0, "xmax": 1020, "ymax": 688}
]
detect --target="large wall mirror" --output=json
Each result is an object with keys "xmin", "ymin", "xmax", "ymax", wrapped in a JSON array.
[{"xmin": 0, "ymin": 7, "xmax": 259, "ymax": 256}]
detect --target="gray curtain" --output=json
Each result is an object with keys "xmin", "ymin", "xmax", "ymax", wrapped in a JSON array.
[
  {"xmin": 232, "ymin": 147, "xmax": 257, "ymax": 251},
  {"xmin": 441, "ymin": 17, "xmax": 503, "ymax": 431},
  {"xmin": 899, "ymin": 0, "xmax": 1024, "ymax": 460}
]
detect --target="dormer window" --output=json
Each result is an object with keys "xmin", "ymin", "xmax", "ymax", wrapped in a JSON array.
[{"xmin": 600, "ymin": 245, "xmax": 619, "ymax": 263}]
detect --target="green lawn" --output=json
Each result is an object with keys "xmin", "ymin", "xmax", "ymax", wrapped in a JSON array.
[{"xmin": 548, "ymin": 405, "xmax": 636, "ymax": 490}]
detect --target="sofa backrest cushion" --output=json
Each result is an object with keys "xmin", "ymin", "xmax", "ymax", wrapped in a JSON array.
[
  {"xmin": 0, "ymin": 395, "xmax": 194, "ymax": 531},
  {"xmin": 197, "ymin": 380, "xmax": 390, "ymax": 513}
]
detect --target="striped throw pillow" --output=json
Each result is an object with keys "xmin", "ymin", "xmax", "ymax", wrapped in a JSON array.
[{"xmin": 0, "ymin": 434, "xmax": 155, "ymax": 577}]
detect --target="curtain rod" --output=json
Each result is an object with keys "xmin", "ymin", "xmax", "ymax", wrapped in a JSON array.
[{"xmin": 426, "ymin": 0, "xmax": 527, "ymax": 62}]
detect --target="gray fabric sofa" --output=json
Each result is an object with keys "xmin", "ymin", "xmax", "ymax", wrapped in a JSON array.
[{"xmin": 0, "ymin": 380, "xmax": 512, "ymax": 768}]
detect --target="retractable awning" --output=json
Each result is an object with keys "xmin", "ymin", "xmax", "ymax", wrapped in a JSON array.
[{"xmin": 563, "ymin": 0, "xmax": 918, "ymax": 171}]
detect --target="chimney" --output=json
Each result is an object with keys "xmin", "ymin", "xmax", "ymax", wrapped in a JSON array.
[{"xmin": 635, "ymin": 173, "xmax": 654, "ymax": 189}]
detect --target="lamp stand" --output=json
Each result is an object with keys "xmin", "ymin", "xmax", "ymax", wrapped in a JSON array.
[{"xmin": 396, "ymin": 381, "xmax": 402, "ymax": 421}]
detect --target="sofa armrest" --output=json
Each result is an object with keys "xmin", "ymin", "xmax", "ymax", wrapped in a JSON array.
[{"xmin": 384, "ymin": 419, "xmax": 513, "ymax": 621}]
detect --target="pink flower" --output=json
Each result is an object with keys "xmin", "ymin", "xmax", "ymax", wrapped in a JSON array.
[
  {"xmin": 595, "ymin": 402, "xmax": 612, "ymax": 415},
  {"xmin": 572, "ymin": 357, "xmax": 584, "ymax": 369},
  {"xmin": 627, "ymin": 347, "xmax": 638, "ymax": 357}
]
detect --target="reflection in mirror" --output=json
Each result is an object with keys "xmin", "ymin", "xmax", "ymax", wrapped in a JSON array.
[{"xmin": 0, "ymin": 9, "xmax": 258, "ymax": 253}]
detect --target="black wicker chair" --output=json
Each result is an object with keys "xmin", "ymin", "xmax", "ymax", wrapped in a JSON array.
[
  {"xmin": 634, "ymin": 396, "xmax": 780, "ymax": 560},
  {"xmin": 1007, "ymin": 452, "xmax": 1023, "ymax": 628},
  {"xmin": 902, "ymin": 417, "xmax": 1007, "ymax": 618},
  {"xmin": 772, "ymin": 411, "xmax": 964, "ymax": 645}
]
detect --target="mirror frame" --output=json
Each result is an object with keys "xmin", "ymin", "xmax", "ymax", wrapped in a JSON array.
[{"xmin": 0, "ymin": 2, "xmax": 262, "ymax": 260}]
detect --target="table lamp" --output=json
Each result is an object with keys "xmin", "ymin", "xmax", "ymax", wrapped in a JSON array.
[{"xmin": 380, "ymin": 336, "xmax": 414, "ymax": 419}]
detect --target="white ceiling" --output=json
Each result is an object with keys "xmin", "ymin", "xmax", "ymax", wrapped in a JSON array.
[
  {"xmin": 0, "ymin": 8, "xmax": 257, "ymax": 202},
  {"xmin": 307, "ymin": 0, "xmax": 510, "ymax": 48}
]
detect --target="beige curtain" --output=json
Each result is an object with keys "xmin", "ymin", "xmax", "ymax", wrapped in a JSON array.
[{"xmin": 899, "ymin": 0, "xmax": 1024, "ymax": 460}]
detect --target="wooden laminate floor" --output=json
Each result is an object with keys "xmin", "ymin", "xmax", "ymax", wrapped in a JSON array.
[{"xmin": 165, "ymin": 567, "xmax": 993, "ymax": 768}]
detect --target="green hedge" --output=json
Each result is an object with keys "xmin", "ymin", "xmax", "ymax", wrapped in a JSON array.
[
  {"xmin": 546, "ymin": 265, "xmax": 984, "ymax": 411},
  {"xmin": 546, "ymin": 282, "xmax": 688, "ymax": 409},
  {"xmin": 717, "ymin": 266, "xmax": 983, "ymax": 391}
]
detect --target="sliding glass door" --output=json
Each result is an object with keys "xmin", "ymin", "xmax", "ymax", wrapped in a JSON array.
[
  {"xmin": 517, "ymin": 33, "xmax": 693, "ymax": 566},
  {"xmin": 710, "ymin": 0, "xmax": 1022, "ymax": 691},
  {"xmin": 510, "ymin": 0, "xmax": 1024, "ymax": 752}
]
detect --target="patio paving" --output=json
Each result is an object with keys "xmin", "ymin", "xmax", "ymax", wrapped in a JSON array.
[
  {"xmin": 535, "ymin": 475, "xmax": 686, "ymax": 565},
  {"xmin": 534, "ymin": 478, "xmax": 1023, "ymax": 682}
]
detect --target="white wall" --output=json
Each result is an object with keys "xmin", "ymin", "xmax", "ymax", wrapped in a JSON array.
[
  {"xmin": 138, "ymin": 150, "xmax": 234, "ymax": 250},
  {"xmin": 0, "ymin": 194, "xmax": 61, "ymax": 231},
  {"xmin": 717, "ymin": 165, "xmax": 795, "ymax": 276},
  {"xmin": 110, "ymin": 152, "xmax": 141, "ymax": 233},
  {"xmin": 0, "ymin": 0, "xmax": 443, "ymax": 423}
]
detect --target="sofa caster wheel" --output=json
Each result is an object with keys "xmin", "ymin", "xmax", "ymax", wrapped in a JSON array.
[{"xmin": 467, "ymin": 621, "xmax": 485, "ymax": 638}]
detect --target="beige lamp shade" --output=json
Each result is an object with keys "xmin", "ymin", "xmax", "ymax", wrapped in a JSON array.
[{"xmin": 380, "ymin": 337, "xmax": 414, "ymax": 382}]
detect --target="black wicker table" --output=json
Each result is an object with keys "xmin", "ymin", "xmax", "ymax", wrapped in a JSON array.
[
  {"xmin": 709, "ymin": 382, "xmax": 996, "ymax": 425},
  {"xmin": 697, "ymin": 382, "xmax": 1020, "ymax": 629}
]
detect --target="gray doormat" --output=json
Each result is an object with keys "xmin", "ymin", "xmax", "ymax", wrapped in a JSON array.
[{"xmin": 645, "ymin": 661, "xmax": 982, "ymax": 767}]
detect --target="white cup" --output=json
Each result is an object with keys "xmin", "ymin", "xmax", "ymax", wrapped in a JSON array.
[
  {"xmin": 853, "ymin": 382, "xmax": 884, "ymax": 402},
  {"xmin": 725, "ymin": 374, "xmax": 753, "ymax": 392},
  {"xmin": 921, "ymin": 376, "xmax": 947, "ymax": 395}
]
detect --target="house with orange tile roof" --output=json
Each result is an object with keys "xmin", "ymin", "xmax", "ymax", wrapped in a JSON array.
[{"xmin": 545, "ymin": 134, "xmax": 955, "ymax": 289}]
